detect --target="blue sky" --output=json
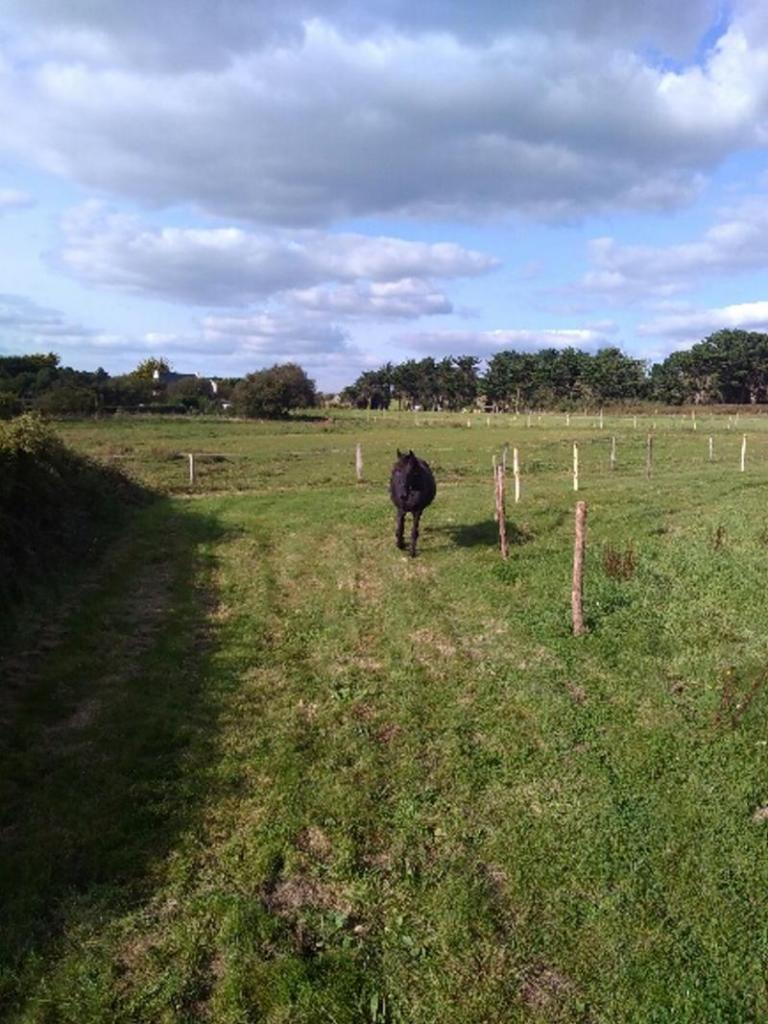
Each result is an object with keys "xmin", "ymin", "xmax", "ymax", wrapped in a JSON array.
[{"xmin": 2, "ymin": 0, "xmax": 768, "ymax": 390}]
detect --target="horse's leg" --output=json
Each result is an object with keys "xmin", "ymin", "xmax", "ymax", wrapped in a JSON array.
[
  {"xmin": 395, "ymin": 509, "xmax": 406, "ymax": 549},
  {"xmin": 410, "ymin": 509, "xmax": 422, "ymax": 557}
]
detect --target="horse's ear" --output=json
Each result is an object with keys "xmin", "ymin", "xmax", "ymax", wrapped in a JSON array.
[
  {"xmin": 396, "ymin": 448, "xmax": 402, "ymax": 457},
  {"xmin": 408, "ymin": 449, "xmax": 414, "ymax": 456}
]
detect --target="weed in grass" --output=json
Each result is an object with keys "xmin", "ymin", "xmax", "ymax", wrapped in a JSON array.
[
  {"xmin": 714, "ymin": 664, "xmax": 767, "ymax": 730},
  {"xmin": 601, "ymin": 541, "xmax": 638, "ymax": 580},
  {"xmin": 711, "ymin": 524, "xmax": 727, "ymax": 550}
]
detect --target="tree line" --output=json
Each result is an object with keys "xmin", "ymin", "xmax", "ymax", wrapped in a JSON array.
[
  {"xmin": 0, "ymin": 355, "xmax": 316, "ymax": 419},
  {"xmin": 5, "ymin": 328, "xmax": 768, "ymax": 419},
  {"xmin": 342, "ymin": 330, "xmax": 768, "ymax": 410}
]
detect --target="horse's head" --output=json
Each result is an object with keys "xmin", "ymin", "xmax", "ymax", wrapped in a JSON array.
[
  {"xmin": 395, "ymin": 448, "xmax": 418, "ymax": 476},
  {"xmin": 391, "ymin": 449, "xmax": 419, "ymax": 496}
]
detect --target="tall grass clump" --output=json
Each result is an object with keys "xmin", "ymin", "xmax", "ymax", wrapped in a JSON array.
[{"xmin": 0, "ymin": 414, "xmax": 151, "ymax": 622}]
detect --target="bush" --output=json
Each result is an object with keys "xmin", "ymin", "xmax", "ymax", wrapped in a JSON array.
[
  {"xmin": 33, "ymin": 384, "xmax": 97, "ymax": 415},
  {"xmin": 232, "ymin": 363, "xmax": 316, "ymax": 418},
  {"xmin": 0, "ymin": 414, "xmax": 151, "ymax": 621},
  {"xmin": 0, "ymin": 392, "xmax": 23, "ymax": 420}
]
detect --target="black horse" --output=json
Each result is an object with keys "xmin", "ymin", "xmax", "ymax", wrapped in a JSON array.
[{"xmin": 389, "ymin": 449, "xmax": 436, "ymax": 557}]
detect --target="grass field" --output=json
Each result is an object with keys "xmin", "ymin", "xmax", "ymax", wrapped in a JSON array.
[{"xmin": 3, "ymin": 409, "xmax": 768, "ymax": 1022}]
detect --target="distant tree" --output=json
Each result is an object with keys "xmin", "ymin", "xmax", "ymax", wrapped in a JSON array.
[
  {"xmin": 232, "ymin": 363, "xmax": 316, "ymax": 418},
  {"xmin": 100, "ymin": 374, "xmax": 154, "ymax": 408},
  {"xmin": 650, "ymin": 330, "xmax": 768, "ymax": 404},
  {"xmin": 212, "ymin": 377, "xmax": 240, "ymax": 401},
  {"xmin": 483, "ymin": 351, "xmax": 538, "ymax": 410},
  {"xmin": 391, "ymin": 360, "xmax": 421, "ymax": 409},
  {"xmin": 167, "ymin": 376, "xmax": 213, "ymax": 411},
  {"xmin": 580, "ymin": 347, "xmax": 648, "ymax": 404},
  {"xmin": 131, "ymin": 357, "xmax": 172, "ymax": 380},
  {"xmin": 0, "ymin": 392, "xmax": 23, "ymax": 419},
  {"xmin": 33, "ymin": 384, "xmax": 97, "ymax": 415},
  {"xmin": 0, "ymin": 353, "xmax": 61, "ymax": 400},
  {"xmin": 435, "ymin": 355, "xmax": 480, "ymax": 409},
  {"xmin": 346, "ymin": 368, "xmax": 392, "ymax": 409}
]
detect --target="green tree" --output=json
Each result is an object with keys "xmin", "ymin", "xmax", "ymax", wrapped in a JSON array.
[
  {"xmin": 580, "ymin": 347, "xmax": 647, "ymax": 404},
  {"xmin": 131, "ymin": 357, "xmax": 172, "ymax": 381},
  {"xmin": 167, "ymin": 376, "xmax": 214, "ymax": 412},
  {"xmin": 33, "ymin": 384, "xmax": 96, "ymax": 415},
  {"xmin": 232, "ymin": 363, "xmax": 316, "ymax": 418}
]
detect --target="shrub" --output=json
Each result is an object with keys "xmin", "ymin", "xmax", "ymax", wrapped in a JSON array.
[
  {"xmin": 0, "ymin": 392, "xmax": 23, "ymax": 420},
  {"xmin": 232, "ymin": 363, "xmax": 316, "ymax": 418},
  {"xmin": 0, "ymin": 414, "xmax": 151, "ymax": 622},
  {"xmin": 33, "ymin": 384, "xmax": 96, "ymax": 415}
]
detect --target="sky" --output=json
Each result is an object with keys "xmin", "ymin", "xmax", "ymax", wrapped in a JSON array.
[{"xmin": 2, "ymin": 1, "xmax": 768, "ymax": 390}]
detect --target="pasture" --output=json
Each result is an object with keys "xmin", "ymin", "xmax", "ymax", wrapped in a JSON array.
[{"xmin": 3, "ymin": 408, "xmax": 768, "ymax": 1022}]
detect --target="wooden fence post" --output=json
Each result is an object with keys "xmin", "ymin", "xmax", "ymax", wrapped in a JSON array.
[
  {"xmin": 495, "ymin": 464, "xmax": 508, "ymax": 559},
  {"xmin": 610, "ymin": 435, "xmax": 617, "ymax": 471},
  {"xmin": 573, "ymin": 441, "xmax": 579, "ymax": 492},
  {"xmin": 492, "ymin": 455, "xmax": 498, "ymax": 521},
  {"xmin": 572, "ymin": 501, "xmax": 587, "ymax": 636},
  {"xmin": 599, "ymin": 408, "xmax": 604, "ymax": 430},
  {"xmin": 502, "ymin": 442, "xmax": 509, "ymax": 474},
  {"xmin": 708, "ymin": 436, "xmax": 714, "ymax": 462},
  {"xmin": 188, "ymin": 452, "xmax": 196, "ymax": 485},
  {"xmin": 513, "ymin": 447, "xmax": 521, "ymax": 504},
  {"xmin": 355, "ymin": 442, "xmax": 364, "ymax": 482},
  {"xmin": 741, "ymin": 434, "xmax": 747, "ymax": 473},
  {"xmin": 645, "ymin": 434, "xmax": 653, "ymax": 479}
]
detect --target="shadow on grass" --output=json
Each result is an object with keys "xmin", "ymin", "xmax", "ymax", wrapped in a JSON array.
[
  {"xmin": 433, "ymin": 518, "xmax": 535, "ymax": 549},
  {"xmin": 0, "ymin": 497, "xmax": 227, "ymax": 1009}
]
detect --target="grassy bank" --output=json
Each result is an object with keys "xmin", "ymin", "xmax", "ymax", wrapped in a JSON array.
[
  {"xmin": 2, "ymin": 412, "xmax": 768, "ymax": 1021},
  {"xmin": 0, "ymin": 415, "xmax": 150, "ymax": 625}
]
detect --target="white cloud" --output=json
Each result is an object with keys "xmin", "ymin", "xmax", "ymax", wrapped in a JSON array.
[
  {"xmin": 287, "ymin": 278, "xmax": 453, "ymax": 318},
  {"xmin": 0, "ymin": 7, "xmax": 760, "ymax": 225},
  {"xmin": 0, "ymin": 292, "xmax": 371, "ymax": 388},
  {"xmin": 0, "ymin": 188, "xmax": 34, "ymax": 213},
  {"xmin": 202, "ymin": 311, "xmax": 377, "ymax": 387},
  {"xmin": 55, "ymin": 202, "xmax": 496, "ymax": 306},
  {"xmin": 400, "ymin": 325, "xmax": 618, "ymax": 356},
  {"xmin": 2, "ymin": 0, "xmax": 720, "ymax": 69},
  {"xmin": 203, "ymin": 312, "xmax": 349, "ymax": 354},
  {"xmin": 581, "ymin": 194, "xmax": 768, "ymax": 300},
  {"xmin": 0, "ymin": 292, "xmax": 94, "ymax": 344},
  {"xmin": 639, "ymin": 299, "xmax": 768, "ymax": 340}
]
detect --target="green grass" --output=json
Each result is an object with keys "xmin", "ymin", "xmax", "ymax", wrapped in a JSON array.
[{"xmin": 4, "ymin": 410, "xmax": 768, "ymax": 1022}]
